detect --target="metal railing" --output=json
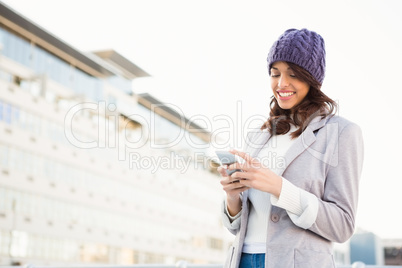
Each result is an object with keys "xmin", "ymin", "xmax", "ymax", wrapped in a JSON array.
[
  {"xmin": 337, "ymin": 263, "xmax": 402, "ymax": 268},
  {"xmin": 2, "ymin": 262, "xmax": 402, "ymax": 268}
]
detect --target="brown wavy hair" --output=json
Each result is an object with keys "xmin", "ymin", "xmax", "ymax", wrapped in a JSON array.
[{"xmin": 261, "ymin": 62, "xmax": 337, "ymax": 139}]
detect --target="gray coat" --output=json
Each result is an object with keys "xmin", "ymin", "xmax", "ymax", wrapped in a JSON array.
[{"xmin": 222, "ymin": 115, "xmax": 364, "ymax": 268}]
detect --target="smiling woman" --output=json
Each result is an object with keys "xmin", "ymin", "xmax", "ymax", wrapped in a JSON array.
[
  {"xmin": 270, "ymin": 62, "xmax": 310, "ymax": 110},
  {"xmin": 218, "ymin": 28, "xmax": 364, "ymax": 268},
  {"xmin": 264, "ymin": 60, "xmax": 336, "ymax": 139}
]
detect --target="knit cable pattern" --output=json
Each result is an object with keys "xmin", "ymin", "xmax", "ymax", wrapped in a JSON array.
[{"xmin": 267, "ymin": 28, "xmax": 326, "ymax": 84}]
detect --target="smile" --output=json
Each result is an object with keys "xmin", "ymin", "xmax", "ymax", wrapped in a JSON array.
[{"xmin": 278, "ymin": 92, "xmax": 295, "ymax": 97}]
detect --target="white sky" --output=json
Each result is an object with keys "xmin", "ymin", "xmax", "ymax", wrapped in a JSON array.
[{"xmin": 3, "ymin": 0, "xmax": 402, "ymax": 239}]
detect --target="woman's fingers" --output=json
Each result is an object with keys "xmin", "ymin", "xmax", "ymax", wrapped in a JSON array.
[
  {"xmin": 228, "ymin": 149, "xmax": 260, "ymax": 171},
  {"xmin": 227, "ymin": 162, "xmax": 245, "ymax": 171},
  {"xmin": 221, "ymin": 179, "xmax": 249, "ymax": 192},
  {"xmin": 217, "ymin": 166, "xmax": 228, "ymax": 177},
  {"xmin": 230, "ymin": 149, "xmax": 254, "ymax": 163},
  {"xmin": 220, "ymin": 174, "xmax": 242, "ymax": 185},
  {"xmin": 232, "ymin": 170, "xmax": 254, "ymax": 181}
]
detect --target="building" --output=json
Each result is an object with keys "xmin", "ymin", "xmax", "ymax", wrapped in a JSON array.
[
  {"xmin": 383, "ymin": 239, "xmax": 402, "ymax": 265},
  {"xmin": 350, "ymin": 229, "xmax": 384, "ymax": 265},
  {"xmin": 333, "ymin": 241, "xmax": 351, "ymax": 265},
  {"xmin": 0, "ymin": 2, "xmax": 230, "ymax": 265}
]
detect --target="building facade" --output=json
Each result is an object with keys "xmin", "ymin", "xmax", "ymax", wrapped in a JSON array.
[{"xmin": 0, "ymin": 2, "xmax": 230, "ymax": 265}]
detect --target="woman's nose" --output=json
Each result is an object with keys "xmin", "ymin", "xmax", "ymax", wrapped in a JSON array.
[{"xmin": 278, "ymin": 76, "xmax": 290, "ymax": 88}]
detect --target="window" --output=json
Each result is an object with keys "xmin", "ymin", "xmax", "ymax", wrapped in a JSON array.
[
  {"xmin": 0, "ymin": 230, "xmax": 11, "ymax": 255},
  {"xmin": 10, "ymin": 230, "xmax": 29, "ymax": 258},
  {"xmin": 206, "ymin": 237, "xmax": 223, "ymax": 250},
  {"xmin": 0, "ymin": 143, "xmax": 9, "ymax": 168},
  {"xmin": 1, "ymin": 101, "xmax": 12, "ymax": 124},
  {"xmin": 0, "ymin": 68, "xmax": 13, "ymax": 83}
]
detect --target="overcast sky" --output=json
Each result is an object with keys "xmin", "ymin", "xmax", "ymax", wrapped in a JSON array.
[{"xmin": 3, "ymin": 0, "xmax": 402, "ymax": 239}]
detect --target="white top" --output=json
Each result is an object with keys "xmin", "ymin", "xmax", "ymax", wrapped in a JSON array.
[
  {"xmin": 242, "ymin": 126, "xmax": 297, "ymax": 253},
  {"xmin": 225, "ymin": 126, "xmax": 320, "ymax": 254}
]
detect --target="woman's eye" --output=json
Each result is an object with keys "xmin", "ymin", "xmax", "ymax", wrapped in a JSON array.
[
  {"xmin": 271, "ymin": 74, "xmax": 280, "ymax": 78},
  {"xmin": 290, "ymin": 74, "xmax": 297, "ymax": 78}
]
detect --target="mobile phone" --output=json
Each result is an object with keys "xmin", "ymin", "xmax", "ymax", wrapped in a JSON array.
[{"xmin": 215, "ymin": 151, "xmax": 242, "ymax": 176}]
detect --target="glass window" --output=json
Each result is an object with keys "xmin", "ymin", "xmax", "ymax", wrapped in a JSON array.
[
  {"xmin": 1, "ymin": 29, "xmax": 31, "ymax": 67},
  {"xmin": 0, "ymin": 28, "xmax": 5, "ymax": 47},
  {"xmin": 26, "ymin": 151, "xmax": 34, "ymax": 176},
  {"xmin": 8, "ymin": 147, "xmax": 17, "ymax": 171},
  {"xmin": 32, "ymin": 113, "xmax": 41, "ymax": 136},
  {"xmin": 24, "ymin": 112, "xmax": 33, "ymax": 133},
  {"xmin": 43, "ymin": 158, "xmax": 55, "ymax": 180},
  {"xmin": 12, "ymin": 191, "xmax": 22, "ymax": 214},
  {"xmin": 16, "ymin": 108, "xmax": 26, "ymax": 130},
  {"xmin": 20, "ymin": 39, "xmax": 31, "ymax": 66},
  {"xmin": 3, "ymin": 31, "xmax": 14, "ymax": 61},
  {"xmin": 1, "ymin": 29, "xmax": 11, "ymax": 59},
  {"xmin": 55, "ymin": 123, "xmax": 64, "ymax": 144},
  {"xmin": 0, "ymin": 143, "xmax": 9, "ymax": 168},
  {"xmin": 31, "ymin": 153, "xmax": 42, "ymax": 178},
  {"xmin": 0, "ymin": 230, "xmax": 10, "ymax": 255},
  {"xmin": 3, "ymin": 102, "xmax": 12, "ymax": 124},
  {"xmin": 0, "ymin": 187, "xmax": 6, "ymax": 212},
  {"xmin": 33, "ymin": 46, "xmax": 46, "ymax": 74},
  {"xmin": 26, "ymin": 234, "xmax": 35, "ymax": 258},
  {"xmin": 0, "ymin": 70, "xmax": 12, "ymax": 83},
  {"xmin": 0, "ymin": 100, "xmax": 3, "ymax": 121},
  {"xmin": 19, "ymin": 192, "xmax": 29, "ymax": 215},
  {"xmin": 11, "ymin": 105, "xmax": 20, "ymax": 127},
  {"xmin": 28, "ymin": 79, "xmax": 42, "ymax": 97},
  {"xmin": 35, "ymin": 196, "xmax": 45, "ymax": 218},
  {"xmin": 4, "ymin": 188, "xmax": 14, "ymax": 212},
  {"xmin": 48, "ymin": 120, "xmax": 63, "ymax": 143}
]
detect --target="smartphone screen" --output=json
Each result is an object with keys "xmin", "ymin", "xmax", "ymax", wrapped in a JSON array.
[{"xmin": 215, "ymin": 151, "xmax": 242, "ymax": 176}]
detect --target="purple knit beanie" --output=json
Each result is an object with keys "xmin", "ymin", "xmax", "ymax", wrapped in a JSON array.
[{"xmin": 267, "ymin": 28, "xmax": 326, "ymax": 84}]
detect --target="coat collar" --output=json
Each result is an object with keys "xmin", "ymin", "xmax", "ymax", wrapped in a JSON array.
[{"xmin": 246, "ymin": 115, "xmax": 331, "ymax": 176}]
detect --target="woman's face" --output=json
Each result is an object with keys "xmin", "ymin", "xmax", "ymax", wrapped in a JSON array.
[{"xmin": 270, "ymin": 61, "xmax": 310, "ymax": 111}]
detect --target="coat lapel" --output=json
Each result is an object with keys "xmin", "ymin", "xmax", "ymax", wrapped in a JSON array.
[
  {"xmin": 277, "ymin": 116, "xmax": 328, "ymax": 176},
  {"xmin": 243, "ymin": 116, "xmax": 329, "ymax": 187},
  {"xmin": 248, "ymin": 130, "xmax": 272, "ymax": 158}
]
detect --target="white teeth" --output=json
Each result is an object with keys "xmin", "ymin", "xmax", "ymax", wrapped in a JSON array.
[{"xmin": 278, "ymin": 92, "xmax": 295, "ymax": 97}]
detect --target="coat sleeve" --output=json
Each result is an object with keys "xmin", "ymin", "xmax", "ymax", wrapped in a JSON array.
[
  {"xmin": 271, "ymin": 177, "xmax": 319, "ymax": 229},
  {"xmin": 307, "ymin": 121, "xmax": 364, "ymax": 243},
  {"xmin": 221, "ymin": 199, "xmax": 242, "ymax": 235}
]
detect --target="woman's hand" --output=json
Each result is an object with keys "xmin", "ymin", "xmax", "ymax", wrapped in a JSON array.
[
  {"xmin": 218, "ymin": 163, "xmax": 248, "ymax": 217},
  {"xmin": 218, "ymin": 165, "xmax": 249, "ymax": 198},
  {"xmin": 227, "ymin": 149, "xmax": 283, "ymax": 198}
]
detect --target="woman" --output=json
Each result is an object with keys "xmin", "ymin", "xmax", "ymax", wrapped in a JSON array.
[{"xmin": 218, "ymin": 28, "xmax": 364, "ymax": 268}]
